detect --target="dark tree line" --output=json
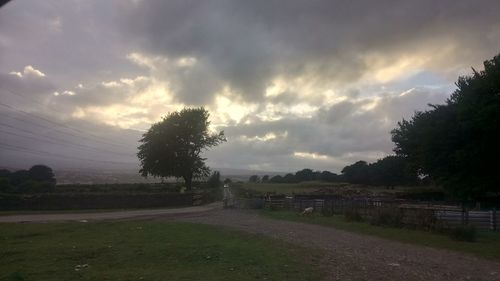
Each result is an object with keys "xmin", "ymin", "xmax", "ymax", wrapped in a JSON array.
[
  {"xmin": 252, "ymin": 155, "xmax": 417, "ymax": 187},
  {"xmin": 254, "ymin": 53, "xmax": 500, "ymax": 203},
  {"xmin": 340, "ymin": 156, "xmax": 418, "ymax": 187},
  {"xmin": 0, "ymin": 165, "xmax": 56, "ymax": 193},
  {"xmin": 391, "ymin": 54, "xmax": 500, "ymax": 202}
]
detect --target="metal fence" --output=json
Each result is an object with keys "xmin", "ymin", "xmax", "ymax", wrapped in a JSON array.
[{"xmin": 262, "ymin": 196, "xmax": 499, "ymax": 231}]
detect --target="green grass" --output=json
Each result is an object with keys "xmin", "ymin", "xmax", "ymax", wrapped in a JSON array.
[
  {"xmin": 0, "ymin": 222, "xmax": 321, "ymax": 281},
  {"xmin": 239, "ymin": 181, "xmax": 333, "ymax": 194},
  {"xmin": 0, "ymin": 205, "xmax": 185, "ymax": 216},
  {"xmin": 238, "ymin": 181, "xmax": 424, "ymax": 196},
  {"xmin": 261, "ymin": 210, "xmax": 500, "ymax": 261}
]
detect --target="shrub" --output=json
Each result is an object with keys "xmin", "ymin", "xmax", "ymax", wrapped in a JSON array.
[
  {"xmin": 370, "ymin": 207, "xmax": 404, "ymax": 227},
  {"xmin": 268, "ymin": 203, "xmax": 280, "ymax": 211},
  {"xmin": 321, "ymin": 207, "xmax": 334, "ymax": 217},
  {"xmin": 241, "ymin": 198, "xmax": 265, "ymax": 209},
  {"xmin": 207, "ymin": 171, "xmax": 221, "ymax": 188},
  {"xmin": 448, "ymin": 225, "xmax": 477, "ymax": 242},
  {"xmin": 0, "ymin": 177, "xmax": 12, "ymax": 192},
  {"xmin": 412, "ymin": 209, "xmax": 438, "ymax": 230},
  {"xmin": 344, "ymin": 209, "xmax": 364, "ymax": 222}
]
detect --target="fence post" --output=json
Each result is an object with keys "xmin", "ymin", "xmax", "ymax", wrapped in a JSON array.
[{"xmin": 492, "ymin": 209, "xmax": 497, "ymax": 231}]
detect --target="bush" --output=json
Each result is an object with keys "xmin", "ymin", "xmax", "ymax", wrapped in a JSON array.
[
  {"xmin": 448, "ymin": 225, "xmax": 477, "ymax": 242},
  {"xmin": 412, "ymin": 209, "xmax": 438, "ymax": 230},
  {"xmin": 207, "ymin": 171, "xmax": 221, "ymax": 188},
  {"xmin": 321, "ymin": 207, "xmax": 334, "ymax": 217},
  {"xmin": 344, "ymin": 209, "xmax": 364, "ymax": 222},
  {"xmin": 370, "ymin": 208, "xmax": 404, "ymax": 227},
  {"xmin": 267, "ymin": 203, "xmax": 280, "ymax": 211},
  {"xmin": 0, "ymin": 177, "xmax": 12, "ymax": 193},
  {"xmin": 240, "ymin": 198, "xmax": 265, "ymax": 209}
]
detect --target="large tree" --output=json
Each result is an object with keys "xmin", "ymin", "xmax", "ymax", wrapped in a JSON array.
[
  {"xmin": 341, "ymin": 161, "xmax": 370, "ymax": 184},
  {"xmin": 391, "ymin": 54, "xmax": 500, "ymax": 201},
  {"xmin": 138, "ymin": 108, "xmax": 226, "ymax": 190},
  {"xmin": 28, "ymin": 165, "xmax": 56, "ymax": 185},
  {"xmin": 368, "ymin": 155, "xmax": 418, "ymax": 187}
]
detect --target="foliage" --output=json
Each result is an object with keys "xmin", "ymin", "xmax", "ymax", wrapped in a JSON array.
[
  {"xmin": 341, "ymin": 161, "xmax": 370, "ymax": 184},
  {"xmin": 0, "ymin": 192, "xmax": 195, "ymax": 211},
  {"xmin": 282, "ymin": 173, "xmax": 297, "ymax": 183},
  {"xmin": 261, "ymin": 175, "xmax": 269, "ymax": 182},
  {"xmin": 339, "ymin": 157, "xmax": 418, "ymax": 186},
  {"xmin": 370, "ymin": 208, "xmax": 404, "ymax": 228},
  {"xmin": 269, "ymin": 175, "xmax": 283, "ymax": 183},
  {"xmin": 206, "ymin": 171, "xmax": 221, "ymax": 189},
  {"xmin": 138, "ymin": 108, "xmax": 226, "ymax": 190},
  {"xmin": 448, "ymin": 225, "xmax": 477, "ymax": 242},
  {"xmin": 0, "ymin": 165, "xmax": 56, "ymax": 193},
  {"xmin": 295, "ymin": 168, "xmax": 315, "ymax": 182},
  {"xmin": 0, "ymin": 177, "xmax": 12, "ymax": 192},
  {"xmin": 397, "ymin": 186, "xmax": 445, "ymax": 201},
  {"xmin": 248, "ymin": 175, "xmax": 260, "ymax": 183},
  {"xmin": 319, "ymin": 170, "xmax": 338, "ymax": 182},
  {"xmin": 368, "ymin": 156, "xmax": 418, "ymax": 186},
  {"xmin": 264, "ymin": 169, "xmax": 339, "ymax": 184},
  {"xmin": 391, "ymin": 54, "xmax": 500, "ymax": 201},
  {"xmin": 344, "ymin": 209, "xmax": 363, "ymax": 222},
  {"xmin": 28, "ymin": 165, "xmax": 56, "ymax": 184}
]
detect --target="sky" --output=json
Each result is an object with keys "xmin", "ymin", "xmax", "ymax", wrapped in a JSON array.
[{"xmin": 0, "ymin": 0, "xmax": 499, "ymax": 174}]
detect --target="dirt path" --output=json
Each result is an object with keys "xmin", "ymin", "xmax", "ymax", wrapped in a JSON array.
[
  {"xmin": 166, "ymin": 209, "xmax": 500, "ymax": 281},
  {"xmin": 0, "ymin": 202, "xmax": 221, "ymax": 223},
  {"xmin": 2, "ymin": 205, "xmax": 499, "ymax": 280}
]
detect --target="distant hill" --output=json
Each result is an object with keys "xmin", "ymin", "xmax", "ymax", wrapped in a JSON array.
[{"xmin": 51, "ymin": 167, "xmax": 287, "ymax": 185}]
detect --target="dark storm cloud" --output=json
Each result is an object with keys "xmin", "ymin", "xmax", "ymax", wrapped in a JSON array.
[
  {"xmin": 1, "ymin": 0, "xmax": 499, "ymax": 172},
  {"xmin": 207, "ymin": 87, "xmax": 449, "ymax": 171},
  {"xmin": 118, "ymin": 0, "xmax": 500, "ymax": 103}
]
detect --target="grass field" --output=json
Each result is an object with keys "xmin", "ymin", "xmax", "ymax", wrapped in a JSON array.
[
  {"xmin": 0, "ymin": 222, "xmax": 320, "ymax": 281},
  {"xmin": 238, "ymin": 181, "xmax": 421, "ymax": 196},
  {"xmin": 239, "ymin": 181, "xmax": 335, "ymax": 194},
  {"xmin": 261, "ymin": 210, "xmax": 500, "ymax": 261}
]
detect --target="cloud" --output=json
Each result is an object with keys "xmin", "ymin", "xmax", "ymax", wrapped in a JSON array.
[
  {"xmin": 117, "ymin": 0, "xmax": 500, "ymax": 105},
  {"xmin": 0, "ymin": 0, "xmax": 499, "ymax": 172},
  {"xmin": 205, "ymin": 87, "xmax": 449, "ymax": 171}
]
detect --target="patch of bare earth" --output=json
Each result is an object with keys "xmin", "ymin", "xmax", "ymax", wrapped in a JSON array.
[{"xmin": 159, "ymin": 209, "xmax": 500, "ymax": 281}]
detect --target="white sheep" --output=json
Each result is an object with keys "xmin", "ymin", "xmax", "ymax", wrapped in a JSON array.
[{"xmin": 301, "ymin": 207, "xmax": 314, "ymax": 216}]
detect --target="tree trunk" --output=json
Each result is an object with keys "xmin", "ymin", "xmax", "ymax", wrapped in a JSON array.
[{"xmin": 183, "ymin": 175, "xmax": 193, "ymax": 191}]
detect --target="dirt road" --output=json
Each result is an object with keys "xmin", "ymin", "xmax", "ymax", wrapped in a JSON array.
[
  {"xmin": 2, "ymin": 205, "xmax": 499, "ymax": 280},
  {"xmin": 170, "ymin": 209, "xmax": 500, "ymax": 281},
  {"xmin": 0, "ymin": 202, "xmax": 221, "ymax": 222}
]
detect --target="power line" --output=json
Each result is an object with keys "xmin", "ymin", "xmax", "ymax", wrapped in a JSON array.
[
  {"xmin": 0, "ymin": 101, "xmax": 133, "ymax": 149},
  {"xmin": 0, "ymin": 142, "xmax": 136, "ymax": 166},
  {"xmin": 0, "ymin": 86, "xmax": 137, "ymax": 145},
  {"xmin": 0, "ymin": 126, "xmax": 135, "ymax": 157}
]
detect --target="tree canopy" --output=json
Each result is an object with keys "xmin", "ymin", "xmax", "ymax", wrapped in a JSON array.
[
  {"xmin": 137, "ymin": 107, "xmax": 226, "ymax": 190},
  {"xmin": 0, "ymin": 165, "xmax": 56, "ymax": 193},
  {"xmin": 391, "ymin": 54, "xmax": 500, "ymax": 201},
  {"xmin": 339, "ymin": 158, "xmax": 417, "ymax": 187}
]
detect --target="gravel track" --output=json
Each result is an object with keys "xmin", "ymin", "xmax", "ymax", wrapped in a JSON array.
[
  {"xmin": 2, "ymin": 205, "xmax": 499, "ymax": 280},
  {"xmin": 166, "ymin": 209, "xmax": 500, "ymax": 281}
]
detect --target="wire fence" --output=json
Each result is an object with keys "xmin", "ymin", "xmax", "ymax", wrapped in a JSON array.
[{"xmin": 246, "ymin": 196, "xmax": 499, "ymax": 231}]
